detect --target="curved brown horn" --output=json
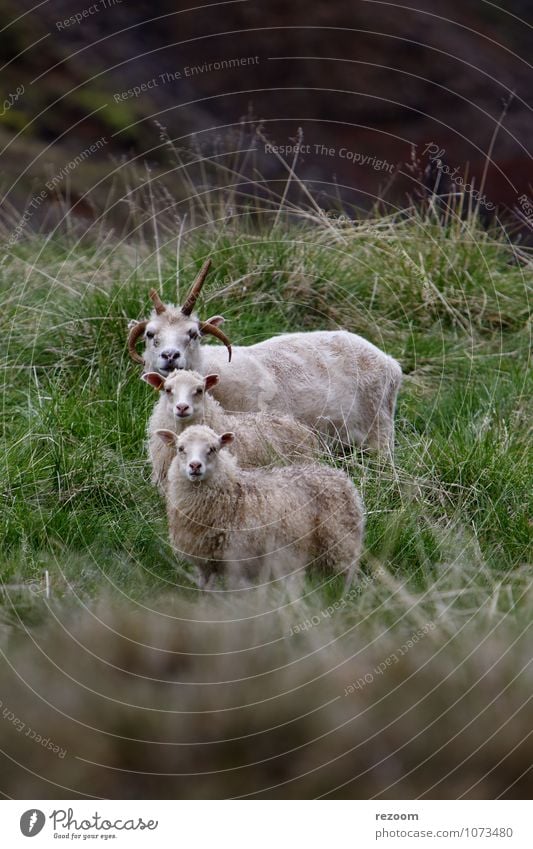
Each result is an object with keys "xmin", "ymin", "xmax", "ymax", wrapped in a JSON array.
[
  {"xmin": 199, "ymin": 321, "xmax": 232, "ymax": 362},
  {"xmin": 149, "ymin": 288, "xmax": 166, "ymax": 315},
  {"xmin": 127, "ymin": 320, "xmax": 148, "ymax": 363},
  {"xmin": 181, "ymin": 258, "xmax": 212, "ymax": 316}
]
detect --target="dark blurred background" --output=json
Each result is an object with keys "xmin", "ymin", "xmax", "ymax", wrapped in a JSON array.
[{"xmin": 1, "ymin": 0, "xmax": 532, "ymax": 228}]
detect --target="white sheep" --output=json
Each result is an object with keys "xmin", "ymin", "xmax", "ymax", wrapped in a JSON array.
[
  {"xmin": 155, "ymin": 424, "xmax": 365, "ymax": 589},
  {"xmin": 128, "ymin": 259, "xmax": 402, "ymax": 453},
  {"xmin": 142, "ymin": 369, "xmax": 320, "ymax": 492}
]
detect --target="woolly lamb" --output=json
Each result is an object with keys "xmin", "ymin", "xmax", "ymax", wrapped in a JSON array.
[
  {"xmin": 143, "ymin": 369, "xmax": 320, "ymax": 491},
  {"xmin": 128, "ymin": 259, "xmax": 402, "ymax": 453},
  {"xmin": 156, "ymin": 424, "xmax": 364, "ymax": 589}
]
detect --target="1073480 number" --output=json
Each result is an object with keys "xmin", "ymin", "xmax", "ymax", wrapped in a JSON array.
[{"xmin": 464, "ymin": 827, "xmax": 513, "ymax": 838}]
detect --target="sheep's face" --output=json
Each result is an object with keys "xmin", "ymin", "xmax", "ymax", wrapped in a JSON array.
[
  {"xmin": 142, "ymin": 308, "xmax": 205, "ymax": 376},
  {"xmin": 127, "ymin": 273, "xmax": 232, "ymax": 374},
  {"xmin": 142, "ymin": 371, "xmax": 219, "ymax": 420},
  {"xmin": 156, "ymin": 426, "xmax": 234, "ymax": 482}
]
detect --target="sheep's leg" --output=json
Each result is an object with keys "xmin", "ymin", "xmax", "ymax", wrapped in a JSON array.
[
  {"xmin": 202, "ymin": 572, "xmax": 219, "ymax": 592},
  {"xmin": 224, "ymin": 558, "xmax": 262, "ymax": 590},
  {"xmin": 369, "ymin": 414, "xmax": 403, "ymax": 498},
  {"xmin": 343, "ymin": 559, "xmax": 360, "ymax": 591},
  {"xmin": 195, "ymin": 561, "xmax": 223, "ymax": 591},
  {"xmin": 369, "ymin": 369, "xmax": 402, "ymax": 457},
  {"xmin": 243, "ymin": 556, "xmax": 270, "ymax": 587},
  {"xmin": 330, "ymin": 545, "xmax": 360, "ymax": 585},
  {"xmin": 359, "ymin": 407, "xmax": 396, "ymax": 459},
  {"xmin": 319, "ymin": 519, "xmax": 363, "ymax": 585}
]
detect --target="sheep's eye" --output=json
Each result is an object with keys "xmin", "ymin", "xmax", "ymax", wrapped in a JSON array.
[
  {"xmin": 165, "ymin": 388, "xmax": 172, "ymax": 395},
  {"xmin": 145, "ymin": 330, "xmax": 155, "ymax": 339},
  {"xmin": 178, "ymin": 446, "xmax": 185, "ymax": 453},
  {"xmin": 188, "ymin": 330, "xmax": 198, "ymax": 340},
  {"xmin": 207, "ymin": 446, "xmax": 216, "ymax": 455},
  {"xmin": 195, "ymin": 388, "xmax": 203, "ymax": 396}
]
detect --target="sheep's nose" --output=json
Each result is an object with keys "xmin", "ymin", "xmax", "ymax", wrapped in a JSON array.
[
  {"xmin": 189, "ymin": 461, "xmax": 202, "ymax": 473},
  {"xmin": 161, "ymin": 348, "xmax": 180, "ymax": 361},
  {"xmin": 176, "ymin": 403, "xmax": 190, "ymax": 415}
]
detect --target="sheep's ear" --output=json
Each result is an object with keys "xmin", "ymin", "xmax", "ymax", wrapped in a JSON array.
[
  {"xmin": 219, "ymin": 432, "xmax": 235, "ymax": 448},
  {"xmin": 155, "ymin": 429, "xmax": 177, "ymax": 446},
  {"xmin": 142, "ymin": 372, "xmax": 165, "ymax": 391},
  {"xmin": 204, "ymin": 374, "xmax": 220, "ymax": 392},
  {"xmin": 204, "ymin": 315, "xmax": 225, "ymax": 327}
]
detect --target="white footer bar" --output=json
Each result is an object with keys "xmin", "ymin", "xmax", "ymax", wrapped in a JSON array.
[{"xmin": 1, "ymin": 800, "xmax": 530, "ymax": 848}]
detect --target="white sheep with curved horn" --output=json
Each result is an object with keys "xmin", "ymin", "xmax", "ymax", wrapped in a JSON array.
[{"xmin": 127, "ymin": 259, "xmax": 402, "ymax": 453}]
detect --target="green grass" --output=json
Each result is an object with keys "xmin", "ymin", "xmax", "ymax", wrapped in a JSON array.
[{"xmin": 0, "ymin": 209, "xmax": 531, "ymax": 623}]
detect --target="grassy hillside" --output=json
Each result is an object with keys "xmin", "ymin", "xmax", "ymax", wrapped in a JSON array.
[
  {"xmin": 0, "ymin": 206, "xmax": 531, "ymax": 796},
  {"xmin": 2, "ymin": 209, "xmax": 530, "ymax": 599}
]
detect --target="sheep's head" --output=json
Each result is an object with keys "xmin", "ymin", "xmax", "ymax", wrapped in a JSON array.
[
  {"xmin": 127, "ymin": 259, "xmax": 232, "ymax": 375},
  {"xmin": 156, "ymin": 425, "xmax": 234, "ymax": 482},
  {"xmin": 142, "ymin": 370, "xmax": 219, "ymax": 421}
]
